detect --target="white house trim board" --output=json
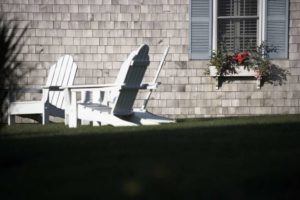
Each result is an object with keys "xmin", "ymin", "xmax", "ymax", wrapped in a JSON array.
[{"xmin": 212, "ymin": 0, "xmax": 218, "ymax": 51}]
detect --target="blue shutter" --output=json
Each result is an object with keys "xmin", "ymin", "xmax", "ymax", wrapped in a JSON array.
[
  {"xmin": 189, "ymin": 0, "xmax": 212, "ymax": 59},
  {"xmin": 266, "ymin": 0, "xmax": 289, "ymax": 59}
]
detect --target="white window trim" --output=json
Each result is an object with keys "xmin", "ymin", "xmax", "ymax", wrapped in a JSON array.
[{"xmin": 212, "ymin": 0, "xmax": 266, "ymax": 51}]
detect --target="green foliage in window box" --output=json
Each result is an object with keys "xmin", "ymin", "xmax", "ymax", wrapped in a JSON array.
[{"xmin": 208, "ymin": 42, "xmax": 277, "ymax": 79}]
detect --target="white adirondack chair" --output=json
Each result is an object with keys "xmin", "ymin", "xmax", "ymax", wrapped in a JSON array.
[
  {"xmin": 64, "ymin": 44, "xmax": 149, "ymax": 127},
  {"xmin": 63, "ymin": 44, "xmax": 174, "ymax": 128},
  {"xmin": 7, "ymin": 55, "xmax": 77, "ymax": 125}
]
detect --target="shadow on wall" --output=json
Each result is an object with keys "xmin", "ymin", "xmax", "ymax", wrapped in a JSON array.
[
  {"xmin": 0, "ymin": 15, "xmax": 30, "ymax": 124},
  {"xmin": 264, "ymin": 64, "xmax": 290, "ymax": 86}
]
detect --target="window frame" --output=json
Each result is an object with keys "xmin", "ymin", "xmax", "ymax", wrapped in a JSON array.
[{"xmin": 212, "ymin": 0, "xmax": 266, "ymax": 52}]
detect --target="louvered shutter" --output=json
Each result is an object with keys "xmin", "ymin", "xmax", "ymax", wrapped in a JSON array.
[
  {"xmin": 266, "ymin": 0, "xmax": 289, "ymax": 59},
  {"xmin": 190, "ymin": 0, "xmax": 212, "ymax": 59}
]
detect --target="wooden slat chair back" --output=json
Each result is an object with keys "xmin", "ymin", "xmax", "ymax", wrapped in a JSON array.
[
  {"xmin": 43, "ymin": 55, "xmax": 77, "ymax": 109},
  {"xmin": 111, "ymin": 44, "xmax": 150, "ymax": 115},
  {"xmin": 97, "ymin": 50, "xmax": 138, "ymax": 106}
]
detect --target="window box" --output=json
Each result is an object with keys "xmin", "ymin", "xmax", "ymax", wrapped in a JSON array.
[
  {"xmin": 209, "ymin": 65, "xmax": 261, "ymax": 89},
  {"xmin": 207, "ymin": 43, "xmax": 277, "ymax": 90}
]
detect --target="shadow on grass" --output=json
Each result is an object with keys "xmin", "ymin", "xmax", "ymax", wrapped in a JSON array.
[{"xmin": 1, "ymin": 119, "xmax": 300, "ymax": 200}]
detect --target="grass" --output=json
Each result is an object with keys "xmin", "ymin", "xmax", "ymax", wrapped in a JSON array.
[{"xmin": 1, "ymin": 114, "xmax": 300, "ymax": 199}]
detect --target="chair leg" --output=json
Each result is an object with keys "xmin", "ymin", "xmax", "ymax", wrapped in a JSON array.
[
  {"xmin": 93, "ymin": 121, "xmax": 101, "ymax": 126},
  {"xmin": 68, "ymin": 91, "xmax": 78, "ymax": 128},
  {"xmin": 69, "ymin": 114, "xmax": 78, "ymax": 128},
  {"xmin": 64, "ymin": 114, "xmax": 69, "ymax": 125},
  {"xmin": 81, "ymin": 120, "xmax": 90, "ymax": 125},
  {"xmin": 69, "ymin": 107, "xmax": 78, "ymax": 128},
  {"xmin": 43, "ymin": 113, "xmax": 49, "ymax": 125},
  {"xmin": 8, "ymin": 114, "xmax": 15, "ymax": 126}
]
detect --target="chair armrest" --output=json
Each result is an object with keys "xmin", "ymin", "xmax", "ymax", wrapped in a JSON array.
[
  {"xmin": 61, "ymin": 84, "xmax": 119, "ymax": 92},
  {"xmin": 42, "ymin": 86, "xmax": 63, "ymax": 91}
]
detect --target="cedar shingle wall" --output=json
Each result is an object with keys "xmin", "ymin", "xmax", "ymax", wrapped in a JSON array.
[{"xmin": 0, "ymin": 0, "xmax": 299, "ymax": 121}]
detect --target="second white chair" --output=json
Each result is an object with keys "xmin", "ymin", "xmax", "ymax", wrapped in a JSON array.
[{"xmin": 7, "ymin": 55, "xmax": 77, "ymax": 125}]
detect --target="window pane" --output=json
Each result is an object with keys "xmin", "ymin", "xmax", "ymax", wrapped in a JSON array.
[
  {"xmin": 219, "ymin": 0, "xmax": 257, "ymax": 17},
  {"xmin": 218, "ymin": 19, "xmax": 257, "ymax": 52},
  {"xmin": 239, "ymin": 19, "xmax": 257, "ymax": 50},
  {"xmin": 240, "ymin": 0, "xmax": 257, "ymax": 16},
  {"xmin": 217, "ymin": 0, "xmax": 258, "ymax": 52},
  {"xmin": 218, "ymin": 19, "xmax": 235, "ymax": 51},
  {"xmin": 219, "ymin": 0, "xmax": 235, "ymax": 16}
]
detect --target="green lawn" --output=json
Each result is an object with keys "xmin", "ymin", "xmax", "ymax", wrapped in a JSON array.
[{"xmin": 1, "ymin": 115, "xmax": 300, "ymax": 199}]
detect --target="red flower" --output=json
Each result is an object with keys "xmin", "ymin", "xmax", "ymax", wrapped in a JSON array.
[{"xmin": 233, "ymin": 51, "xmax": 249, "ymax": 65}]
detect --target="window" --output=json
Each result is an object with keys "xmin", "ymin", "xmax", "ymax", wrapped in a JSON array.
[
  {"xmin": 190, "ymin": 0, "xmax": 289, "ymax": 59},
  {"xmin": 217, "ymin": 0, "xmax": 258, "ymax": 52}
]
